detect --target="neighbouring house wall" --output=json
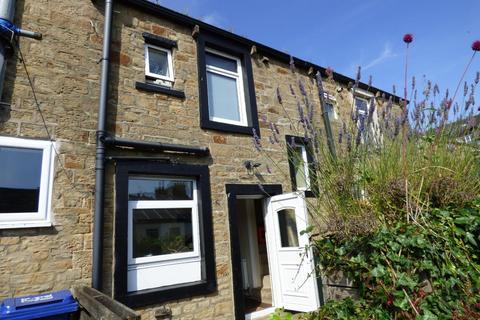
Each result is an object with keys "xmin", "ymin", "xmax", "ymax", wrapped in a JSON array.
[
  {"xmin": 0, "ymin": 0, "xmax": 103, "ymax": 297},
  {"xmin": 0, "ymin": 1, "xmax": 400, "ymax": 319}
]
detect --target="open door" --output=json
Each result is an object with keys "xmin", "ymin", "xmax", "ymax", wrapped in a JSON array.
[{"xmin": 264, "ymin": 192, "xmax": 321, "ymax": 312}]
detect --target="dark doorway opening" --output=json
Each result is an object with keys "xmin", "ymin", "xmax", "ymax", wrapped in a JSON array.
[{"xmin": 226, "ymin": 184, "xmax": 282, "ymax": 320}]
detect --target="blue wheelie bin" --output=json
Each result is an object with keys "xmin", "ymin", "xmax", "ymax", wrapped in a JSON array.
[{"xmin": 0, "ymin": 290, "xmax": 79, "ymax": 320}]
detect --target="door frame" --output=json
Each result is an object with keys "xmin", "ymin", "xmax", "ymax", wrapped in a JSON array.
[{"xmin": 226, "ymin": 184, "xmax": 283, "ymax": 320}]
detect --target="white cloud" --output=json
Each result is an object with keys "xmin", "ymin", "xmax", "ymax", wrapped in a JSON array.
[
  {"xmin": 363, "ymin": 43, "xmax": 398, "ymax": 70},
  {"xmin": 200, "ymin": 12, "xmax": 223, "ymax": 27}
]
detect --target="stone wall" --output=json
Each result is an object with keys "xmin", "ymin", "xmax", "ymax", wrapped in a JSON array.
[
  {"xmin": 0, "ymin": 1, "xmax": 399, "ymax": 319},
  {"xmin": 0, "ymin": 0, "xmax": 103, "ymax": 299}
]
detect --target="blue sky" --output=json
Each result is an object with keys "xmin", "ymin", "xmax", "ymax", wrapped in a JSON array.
[{"xmin": 155, "ymin": 0, "xmax": 480, "ymax": 102}]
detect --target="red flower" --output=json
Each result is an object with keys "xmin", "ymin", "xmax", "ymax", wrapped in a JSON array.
[
  {"xmin": 472, "ymin": 40, "xmax": 480, "ymax": 51},
  {"xmin": 325, "ymin": 66, "xmax": 333, "ymax": 77},
  {"xmin": 403, "ymin": 33, "xmax": 413, "ymax": 44},
  {"xmin": 386, "ymin": 295, "xmax": 394, "ymax": 306}
]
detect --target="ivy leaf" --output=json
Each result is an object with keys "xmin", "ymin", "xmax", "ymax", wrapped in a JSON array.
[
  {"xmin": 370, "ymin": 265, "xmax": 386, "ymax": 278},
  {"xmin": 454, "ymin": 216, "xmax": 471, "ymax": 225},
  {"xmin": 393, "ymin": 291, "xmax": 410, "ymax": 311},
  {"xmin": 396, "ymin": 272, "xmax": 417, "ymax": 290},
  {"xmin": 465, "ymin": 232, "xmax": 477, "ymax": 246},
  {"xmin": 417, "ymin": 309, "xmax": 439, "ymax": 320}
]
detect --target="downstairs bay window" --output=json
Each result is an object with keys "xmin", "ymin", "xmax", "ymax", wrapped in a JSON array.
[{"xmin": 114, "ymin": 162, "xmax": 215, "ymax": 307}]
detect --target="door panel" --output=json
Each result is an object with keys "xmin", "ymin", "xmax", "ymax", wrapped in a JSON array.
[{"xmin": 264, "ymin": 192, "xmax": 320, "ymax": 312}]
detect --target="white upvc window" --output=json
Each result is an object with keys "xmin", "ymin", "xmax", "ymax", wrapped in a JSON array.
[
  {"xmin": 205, "ymin": 48, "xmax": 248, "ymax": 127},
  {"xmin": 127, "ymin": 175, "xmax": 201, "ymax": 292},
  {"xmin": 292, "ymin": 144, "xmax": 310, "ymax": 191},
  {"xmin": 0, "ymin": 136, "xmax": 54, "ymax": 229},
  {"xmin": 144, "ymin": 44, "xmax": 174, "ymax": 84}
]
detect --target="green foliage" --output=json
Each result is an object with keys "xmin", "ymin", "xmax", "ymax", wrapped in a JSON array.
[
  {"xmin": 269, "ymin": 200, "xmax": 480, "ymax": 319},
  {"xmin": 314, "ymin": 200, "xmax": 480, "ymax": 319}
]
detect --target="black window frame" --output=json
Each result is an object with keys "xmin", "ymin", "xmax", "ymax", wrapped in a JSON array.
[
  {"xmin": 114, "ymin": 161, "xmax": 216, "ymax": 308},
  {"xmin": 196, "ymin": 32, "xmax": 259, "ymax": 136},
  {"xmin": 285, "ymin": 135, "xmax": 318, "ymax": 198}
]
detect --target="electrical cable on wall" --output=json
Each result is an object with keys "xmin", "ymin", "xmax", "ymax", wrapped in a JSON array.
[{"xmin": 14, "ymin": 39, "xmax": 93, "ymax": 197}]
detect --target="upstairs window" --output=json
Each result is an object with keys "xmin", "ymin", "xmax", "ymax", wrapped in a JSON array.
[
  {"xmin": 355, "ymin": 97, "xmax": 369, "ymax": 117},
  {"xmin": 197, "ymin": 32, "xmax": 259, "ymax": 135},
  {"xmin": 0, "ymin": 136, "xmax": 54, "ymax": 229},
  {"xmin": 205, "ymin": 49, "xmax": 247, "ymax": 127},
  {"xmin": 354, "ymin": 89, "xmax": 380, "ymax": 145},
  {"xmin": 142, "ymin": 32, "xmax": 177, "ymax": 88},
  {"xmin": 144, "ymin": 44, "xmax": 174, "ymax": 85}
]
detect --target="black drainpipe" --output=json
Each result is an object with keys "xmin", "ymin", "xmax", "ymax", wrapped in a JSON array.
[{"xmin": 92, "ymin": 0, "xmax": 113, "ymax": 291}]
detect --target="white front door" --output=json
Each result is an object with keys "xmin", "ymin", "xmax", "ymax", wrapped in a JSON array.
[{"xmin": 264, "ymin": 192, "xmax": 321, "ymax": 312}]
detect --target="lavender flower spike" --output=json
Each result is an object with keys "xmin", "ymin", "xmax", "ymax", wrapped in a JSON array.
[
  {"xmin": 276, "ymin": 87, "xmax": 283, "ymax": 104},
  {"xmin": 299, "ymin": 80, "xmax": 307, "ymax": 97},
  {"xmin": 252, "ymin": 128, "xmax": 262, "ymax": 151}
]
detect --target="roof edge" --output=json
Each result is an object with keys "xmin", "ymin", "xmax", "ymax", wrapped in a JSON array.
[{"xmin": 119, "ymin": 0, "xmax": 404, "ymax": 104}]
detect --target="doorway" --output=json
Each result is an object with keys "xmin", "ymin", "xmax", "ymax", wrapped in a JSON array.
[
  {"xmin": 237, "ymin": 197, "xmax": 274, "ymax": 317},
  {"xmin": 226, "ymin": 184, "xmax": 282, "ymax": 320},
  {"xmin": 227, "ymin": 185, "xmax": 323, "ymax": 319}
]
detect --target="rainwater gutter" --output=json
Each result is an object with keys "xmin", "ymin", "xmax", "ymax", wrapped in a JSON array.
[{"xmin": 92, "ymin": 0, "xmax": 113, "ymax": 291}]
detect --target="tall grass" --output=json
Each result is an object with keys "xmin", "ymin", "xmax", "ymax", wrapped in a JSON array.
[{"xmin": 254, "ymin": 37, "xmax": 480, "ymax": 239}]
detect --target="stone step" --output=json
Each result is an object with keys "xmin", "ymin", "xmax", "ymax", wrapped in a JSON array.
[
  {"xmin": 260, "ymin": 275, "xmax": 272, "ymax": 305},
  {"xmin": 262, "ymin": 275, "xmax": 271, "ymax": 288}
]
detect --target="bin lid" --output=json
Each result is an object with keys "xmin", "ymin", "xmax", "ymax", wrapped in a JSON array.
[{"xmin": 0, "ymin": 289, "xmax": 78, "ymax": 319}]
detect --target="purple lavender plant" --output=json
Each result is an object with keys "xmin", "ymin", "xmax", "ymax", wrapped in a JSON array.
[
  {"xmin": 276, "ymin": 87, "xmax": 283, "ymax": 104},
  {"xmin": 252, "ymin": 128, "xmax": 262, "ymax": 151}
]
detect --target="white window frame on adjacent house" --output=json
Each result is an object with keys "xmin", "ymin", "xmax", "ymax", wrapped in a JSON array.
[
  {"xmin": 323, "ymin": 92, "xmax": 338, "ymax": 120},
  {"xmin": 205, "ymin": 48, "xmax": 248, "ymax": 127},
  {"xmin": 127, "ymin": 176, "xmax": 202, "ymax": 292},
  {"xmin": 0, "ymin": 136, "xmax": 54, "ymax": 229},
  {"xmin": 144, "ymin": 43, "xmax": 174, "ymax": 83},
  {"xmin": 353, "ymin": 89, "xmax": 381, "ymax": 145}
]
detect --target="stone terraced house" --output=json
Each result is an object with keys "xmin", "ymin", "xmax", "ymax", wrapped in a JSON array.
[{"xmin": 0, "ymin": 0, "xmax": 402, "ymax": 319}]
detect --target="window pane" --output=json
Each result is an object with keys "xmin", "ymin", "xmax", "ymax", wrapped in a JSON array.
[
  {"xmin": 355, "ymin": 98, "xmax": 368, "ymax": 115},
  {"xmin": 325, "ymin": 102, "xmax": 334, "ymax": 119},
  {"xmin": 133, "ymin": 208, "xmax": 193, "ymax": 258},
  {"xmin": 207, "ymin": 71, "xmax": 241, "ymax": 122},
  {"xmin": 278, "ymin": 209, "xmax": 299, "ymax": 247},
  {"xmin": 129, "ymin": 177, "xmax": 193, "ymax": 201},
  {"xmin": 293, "ymin": 146, "xmax": 308, "ymax": 190},
  {"xmin": 148, "ymin": 47, "xmax": 170, "ymax": 77},
  {"xmin": 205, "ymin": 52, "xmax": 237, "ymax": 73},
  {"xmin": 0, "ymin": 147, "xmax": 42, "ymax": 213}
]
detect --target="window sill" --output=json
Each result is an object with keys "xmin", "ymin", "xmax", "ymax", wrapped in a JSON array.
[
  {"xmin": 201, "ymin": 118, "xmax": 256, "ymax": 136},
  {"xmin": 119, "ymin": 279, "xmax": 216, "ymax": 308},
  {"xmin": 0, "ymin": 220, "xmax": 52, "ymax": 229},
  {"xmin": 135, "ymin": 82, "xmax": 186, "ymax": 99}
]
